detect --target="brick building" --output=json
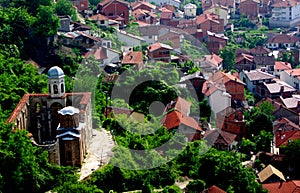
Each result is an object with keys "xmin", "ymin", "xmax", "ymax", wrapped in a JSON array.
[
  {"xmin": 147, "ymin": 42, "xmax": 173, "ymax": 63},
  {"xmin": 97, "ymin": 0, "xmax": 130, "ymax": 26},
  {"xmin": 239, "ymin": 0, "xmax": 259, "ymax": 20},
  {"xmin": 6, "ymin": 66, "xmax": 93, "ymax": 166},
  {"xmin": 69, "ymin": 0, "xmax": 89, "ymax": 11}
]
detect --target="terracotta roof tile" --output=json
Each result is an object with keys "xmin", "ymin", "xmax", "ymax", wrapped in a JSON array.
[
  {"xmin": 160, "ymin": 11, "xmax": 173, "ymax": 19},
  {"xmin": 89, "ymin": 13, "xmax": 109, "ymax": 21},
  {"xmin": 83, "ymin": 47, "xmax": 108, "ymax": 60},
  {"xmin": 235, "ymin": 53, "xmax": 254, "ymax": 63},
  {"xmin": 204, "ymin": 128, "xmax": 237, "ymax": 146},
  {"xmin": 275, "ymin": 61, "xmax": 292, "ymax": 71},
  {"xmin": 206, "ymin": 185, "xmax": 227, "ymax": 193},
  {"xmin": 263, "ymin": 180, "xmax": 300, "ymax": 193},
  {"xmin": 121, "ymin": 51, "xmax": 143, "ymax": 67},
  {"xmin": 148, "ymin": 42, "xmax": 173, "ymax": 52},
  {"xmin": 201, "ymin": 54, "xmax": 223, "ymax": 67},
  {"xmin": 165, "ymin": 97, "xmax": 191, "ymax": 116},
  {"xmin": 267, "ymin": 34, "xmax": 299, "ymax": 44},
  {"xmin": 272, "ymin": 0, "xmax": 297, "ymax": 8},
  {"xmin": 250, "ymin": 45, "xmax": 271, "ymax": 55},
  {"xmin": 273, "ymin": 117, "xmax": 300, "ymax": 147},
  {"xmin": 162, "ymin": 111, "xmax": 202, "ymax": 131}
]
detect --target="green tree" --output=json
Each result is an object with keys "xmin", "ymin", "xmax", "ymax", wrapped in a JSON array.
[
  {"xmin": 219, "ymin": 46, "xmax": 235, "ymax": 70},
  {"xmin": 33, "ymin": 5, "xmax": 60, "ymax": 37},
  {"xmin": 162, "ymin": 185, "xmax": 181, "ymax": 193},
  {"xmin": 281, "ymin": 139, "xmax": 300, "ymax": 177},
  {"xmin": 55, "ymin": 0, "xmax": 77, "ymax": 20},
  {"xmin": 185, "ymin": 179, "xmax": 206, "ymax": 193}
]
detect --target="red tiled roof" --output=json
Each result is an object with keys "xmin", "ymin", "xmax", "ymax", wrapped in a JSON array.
[
  {"xmin": 273, "ymin": 117, "xmax": 300, "ymax": 147},
  {"xmin": 272, "ymin": 0, "xmax": 297, "ymax": 8},
  {"xmin": 98, "ymin": 0, "xmax": 129, "ymax": 7},
  {"xmin": 250, "ymin": 45, "xmax": 271, "ymax": 55},
  {"xmin": 160, "ymin": 11, "xmax": 173, "ymax": 19},
  {"xmin": 263, "ymin": 180, "xmax": 300, "ymax": 193},
  {"xmin": 148, "ymin": 42, "xmax": 173, "ymax": 52},
  {"xmin": 284, "ymin": 68, "xmax": 300, "ymax": 79},
  {"xmin": 121, "ymin": 51, "xmax": 143, "ymax": 66},
  {"xmin": 89, "ymin": 13, "xmax": 109, "ymax": 21},
  {"xmin": 267, "ymin": 34, "xmax": 299, "ymax": 44},
  {"xmin": 104, "ymin": 106, "xmax": 133, "ymax": 117},
  {"xmin": 196, "ymin": 12, "xmax": 220, "ymax": 25},
  {"xmin": 204, "ymin": 128, "xmax": 237, "ymax": 146},
  {"xmin": 209, "ymin": 71, "xmax": 245, "ymax": 85},
  {"xmin": 207, "ymin": 185, "xmax": 227, "ymax": 193},
  {"xmin": 235, "ymin": 53, "xmax": 254, "ymax": 63},
  {"xmin": 83, "ymin": 47, "xmax": 108, "ymax": 60},
  {"xmin": 132, "ymin": 1, "xmax": 156, "ymax": 10},
  {"xmin": 202, "ymin": 54, "xmax": 223, "ymax": 67},
  {"xmin": 275, "ymin": 61, "xmax": 292, "ymax": 71},
  {"xmin": 165, "ymin": 97, "xmax": 191, "ymax": 116},
  {"xmin": 162, "ymin": 111, "xmax": 202, "ymax": 131}
]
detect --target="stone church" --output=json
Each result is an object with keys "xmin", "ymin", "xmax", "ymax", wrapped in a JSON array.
[{"xmin": 6, "ymin": 66, "xmax": 93, "ymax": 166}]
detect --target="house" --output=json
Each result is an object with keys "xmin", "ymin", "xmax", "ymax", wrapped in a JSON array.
[
  {"xmin": 235, "ymin": 53, "xmax": 256, "ymax": 72},
  {"xmin": 69, "ymin": 0, "xmax": 89, "ymax": 11},
  {"xmin": 131, "ymin": 1, "xmax": 156, "ymax": 12},
  {"xmin": 272, "ymin": 117, "xmax": 300, "ymax": 154},
  {"xmin": 89, "ymin": 14, "xmax": 109, "ymax": 28},
  {"xmin": 131, "ymin": 9, "xmax": 158, "ymax": 24},
  {"xmin": 6, "ymin": 66, "xmax": 93, "ymax": 166},
  {"xmin": 84, "ymin": 46, "xmax": 120, "ymax": 67},
  {"xmin": 58, "ymin": 16, "xmax": 72, "ymax": 32},
  {"xmin": 206, "ymin": 31, "xmax": 228, "ymax": 54},
  {"xmin": 256, "ymin": 79, "xmax": 296, "ymax": 99},
  {"xmin": 116, "ymin": 29, "xmax": 145, "ymax": 47},
  {"xmin": 179, "ymin": 71, "xmax": 206, "ymax": 98},
  {"xmin": 121, "ymin": 51, "xmax": 143, "ymax": 70},
  {"xmin": 162, "ymin": 111, "xmax": 203, "ymax": 141},
  {"xmin": 202, "ymin": 80, "xmax": 231, "ymax": 118},
  {"xmin": 164, "ymin": 97, "xmax": 192, "ymax": 116},
  {"xmin": 259, "ymin": 0, "xmax": 271, "ymax": 16},
  {"xmin": 97, "ymin": 0, "xmax": 130, "ymax": 26},
  {"xmin": 278, "ymin": 94, "xmax": 300, "ymax": 113},
  {"xmin": 269, "ymin": 0, "xmax": 300, "ymax": 28},
  {"xmin": 204, "ymin": 71, "xmax": 245, "ymax": 108},
  {"xmin": 138, "ymin": 25, "xmax": 163, "ymax": 44},
  {"xmin": 263, "ymin": 180, "xmax": 300, "ymax": 193},
  {"xmin": 257, "ymin": 164, "xmax": 286, "ymax": 183},
  {"xmin": 206, "ymin": 5, "xmax": 229, "ymax": 26},
  {"xmin": 239, "ymin": 0, "xmax": 259, "ymax": 20},
  {"xmin": 257, "ymin": 97, "xmax": 300, "ymax": 125},
  {"xmin": 196, "ymin": 12, "xmax": 224, "ymax": 38},
  {"xmin": 147, "ymin": 42, "xmax": 173, "ymax": 63},
  {"xmin": 203, "ymin": 128, "xmax": 238, "ymax": 150},
  {"xmin": 158, "ymin": 30, "xmax": 182, "ymax": 53},
  {"xmin": 202, "ymin": 0, "xmax": 235, "ymax": 13},
  {"xmin": 184, "ymin": 3, "xmax": 197, "ymax": 18},
  {"xmin": 266, "ymin": 34, "xmax": 299, "ymax": 49},
  {"xmin": 160, "ymin": 8, "xmax": 173, "ymax": 25},
  {"xmin": 240, "ymin": 69, "xmax": 275, "ymax": 94},
  {"xmin": 197, "ymin": 54, "xmax": 223, "ymax": 72},
  {"xmin": 280, "ymin": 68, "xmax": 300, "ymax": 89},
  {"xmin": 57, "ymin": 31, "xmax": 101, "ymax": 49},
  {"xmin": 216, "ymin": 106, "xmax": 246, "ymax": 138},
  {"xmin": 250, "ymin": 46, "xmax": 275, "ymax": 72},
  {"xmin": 274, "ymin": 61, "xmax": 292, "ymax": 78}
]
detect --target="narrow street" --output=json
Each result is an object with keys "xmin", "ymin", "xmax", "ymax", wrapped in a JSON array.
[{"xmin": 79, "ymin": 128, "xmax": 115, "ymax": 181}]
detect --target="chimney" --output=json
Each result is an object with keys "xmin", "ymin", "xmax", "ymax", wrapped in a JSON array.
[{"xmin": 280, "ymin": 85, "xmax": 284, "ymax": 93}]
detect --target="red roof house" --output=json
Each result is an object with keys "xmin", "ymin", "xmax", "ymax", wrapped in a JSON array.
[
  {"xmin": 121, "ymin": 51, "xmax": 143, "ymax": 70},
  {"xmin": 263, "ymin": 180, "xmax": 300, "ymax": 193},
  {"xmin": 147, "ymin": 42, "xmax": 173, "ymax": 63},
  {"xmin": 239, "ymin": 0, "xmax": 259, "ymax": 20},
  {"xmin": 97, "ymin": 0, "xmax": 130, "ymax": 26}
]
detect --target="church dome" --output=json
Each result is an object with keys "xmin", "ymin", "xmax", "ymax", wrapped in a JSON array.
[{"xmin": 47, "ymin": 66, "xmax": 64, "ymax": 78}]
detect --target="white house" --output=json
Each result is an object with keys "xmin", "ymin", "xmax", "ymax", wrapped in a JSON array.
[
  {"xmin": 280, "ymin": 68, "xmax": 300, "ymax": 89},
  {"xmin": 184, "ymin": 3, "xmax": 197, "ymax": 18},
  {"xmin": 206, "ymin": 5, "xmax": 229, "ymax": 26},
  {"xmin": 202, "ymin": 81, "xmax": 231, "ymax": 119},
  {"xmin": 116, "ymin": 29, "xmax": 145, "ymax": 47},
  {"xmin": 266, "ymin": 34, "xmax": 299, "ymax": 49},
  {"xmin": 274, "ymin": 61, "xmax": 292, "ymax": 78},
  {"xmin": 270, "ymin": 0, "xmax": 300, "ymax": 28},
  {"xmin": 240, "ymin": 69, "xmax": 275, "ymax": 94}
]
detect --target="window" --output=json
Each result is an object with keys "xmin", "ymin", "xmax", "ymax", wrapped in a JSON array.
[
  {"xmin": 54, "ymin": 85, "xmax": 58, "ymax": 94},
  {"xmin": 61, "ymin": 84, "xmax": 64, "ymax": 93},
  {"xmin": 100, "ymin": 20, "xmax": 105, "ymax": 24},
  {"xmin": 108, "ymin": 13, "xmax": 113, "ymax": 16}
]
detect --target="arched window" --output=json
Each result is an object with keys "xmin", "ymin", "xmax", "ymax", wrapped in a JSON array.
[
  {"xmin": 53, "ymin": 85, "xmax": 58, "ymax": 94},
  {"xmin": 61, "ymin": 83, "xmax": 64, "ymax": 93}
]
